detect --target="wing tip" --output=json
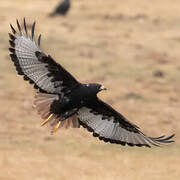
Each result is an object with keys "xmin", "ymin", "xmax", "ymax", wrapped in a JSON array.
[
  {"xmin": 31, "ymin": 21, "xmax": 36, "ymax": 40},
  {"xmin": 16, "ymin": 19, "xmax": 22, "ymax": 34},
  {"xmin": 10, "ymin": 18, "xmax": 40, "ymax": 43},
  {"xmin": 23, "ymin": 17, "xmax": 28, "ymax": 36},
  {"xmin": 10, "ymin": 24, "xmax": 16, "ymax": 34},
  {"xmin": 38, "ymin": 34, "xmax": 41, "ymax": 46},
  {"xmin": 150, "ymin": 134, "xmax": 175, "ymax": 144}
]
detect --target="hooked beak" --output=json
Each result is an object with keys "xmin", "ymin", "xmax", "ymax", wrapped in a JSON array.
[{"xmin": 100, "ymin": 85, "xmax": 107, "ymax": 91}]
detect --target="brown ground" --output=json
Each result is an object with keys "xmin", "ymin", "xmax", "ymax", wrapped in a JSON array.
[{"xmin": 0, "ymin": 0, "xmax": 180, "ymax": 179}]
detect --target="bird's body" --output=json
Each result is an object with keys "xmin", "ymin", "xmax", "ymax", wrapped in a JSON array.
[
  {"xmin": 49, "ymin": 83, "xmax": 103, "ymax": 118},
  {"xmin": 49, "ymin": 0, "xmax": 70, "ymax": 17},
  {"xmin": 8, "ymin": 19, "xmax": 175, "ymax": 147}
]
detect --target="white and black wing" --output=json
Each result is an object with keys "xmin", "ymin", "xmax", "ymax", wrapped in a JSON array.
[
  {"xmin": 9, "ymin": 18, "xmax": 79, "ymax": 96},
  {"xmin": 77, "ymin": 98, "xmax": 175, "ymax": 147}
]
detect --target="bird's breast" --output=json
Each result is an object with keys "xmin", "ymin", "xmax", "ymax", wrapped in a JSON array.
[{"xmin": 50, "ymin": 85, "xmax": 96, "ymax": 115}]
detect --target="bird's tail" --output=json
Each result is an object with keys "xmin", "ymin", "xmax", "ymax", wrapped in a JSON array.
[{"xmin": 33, "ymin": 92, "xmax": 80, "ymax": 132}]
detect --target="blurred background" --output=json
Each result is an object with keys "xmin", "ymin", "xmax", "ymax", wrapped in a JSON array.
[{"xmin": 0, "ymin": 0, "xmax": 180, "ymax": 179}]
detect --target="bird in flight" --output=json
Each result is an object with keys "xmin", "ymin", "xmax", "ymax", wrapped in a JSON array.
[
  {"xmin": 8, "ymin": 19, "xmax": 174, "ymax": 147},
  {"xmin": 49, "ymin": 0, "xmax": 70, "ymax": 17}
]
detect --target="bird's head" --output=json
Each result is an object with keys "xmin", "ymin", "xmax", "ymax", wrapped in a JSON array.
[{"xmin": 83, "ymin": 83, "xmax": 107, "ymax": 95}]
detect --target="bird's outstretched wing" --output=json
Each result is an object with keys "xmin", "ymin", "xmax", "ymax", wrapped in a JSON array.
[
  {"xmin": 77, "ymin": 98, "xmax": 175, "ymax": 147},
  {"xmin": 9, "ymin": 18, "xmax": 79, "ymax": 96}
]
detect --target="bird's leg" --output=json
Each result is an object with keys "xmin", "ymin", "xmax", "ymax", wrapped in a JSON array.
[
  {"xmin": 52, "ymin": 121, "xmax": 61, "ymax": 133},
  {"xmin": 41, "ymin": 114, "xmax": 54, "ymax": 126},
  {"xmin": 52, "ymin": 108, "xmax": 78, "ymax": 133}
]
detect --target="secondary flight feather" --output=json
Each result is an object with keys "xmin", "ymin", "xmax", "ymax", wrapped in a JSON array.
[{"xmin": 8, "ymin": 19, "xmax": 175, "ymax": 147}]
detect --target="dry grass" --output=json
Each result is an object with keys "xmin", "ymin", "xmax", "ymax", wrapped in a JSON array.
[{"xmin": 0, "ymin": 0, "xmax": 180, "ymax": 179}]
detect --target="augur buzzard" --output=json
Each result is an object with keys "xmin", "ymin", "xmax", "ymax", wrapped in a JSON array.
[{"xmin": 8, "ymin": 19, "xmax": 175, "ymax": 147}]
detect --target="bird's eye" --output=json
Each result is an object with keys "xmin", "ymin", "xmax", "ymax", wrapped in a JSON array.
[{"xmin": 99, "ymin": 85, "xmax": 107, "ymax": 91}]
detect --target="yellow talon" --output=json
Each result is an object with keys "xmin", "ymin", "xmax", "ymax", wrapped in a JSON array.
[
  {"xmin": 52, "ymin": 121, "xmax": 61, "ymax": 133},
  {"xmin": 41, "ymin": 114, "xmax": 53, "ymax": 126}
]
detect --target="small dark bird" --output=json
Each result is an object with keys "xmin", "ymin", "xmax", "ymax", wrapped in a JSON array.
[
  {"xmin": 49, "ymin": 0, "xmax": 70, "ymax": 17},
  {"xmin": 153, "ymin": 70, "xmax": 164, "ymax": 78},
  {"xmin": 8, "ymin": 19, "xmax": 175, "ymax": 147}
]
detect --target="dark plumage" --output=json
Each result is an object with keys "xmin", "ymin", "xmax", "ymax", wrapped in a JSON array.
[
  {"xmin": 49, "ymin": 0, "xmax": 70, "ymax": 17},
  {"xmin": 8, "ymin": 19, "xmax": 175, "ymax": 147}
]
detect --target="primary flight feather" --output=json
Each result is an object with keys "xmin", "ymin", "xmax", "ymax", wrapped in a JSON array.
[{"xmin": 8, "ymin": 19, "xmax": 175, "ymax": 147}]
